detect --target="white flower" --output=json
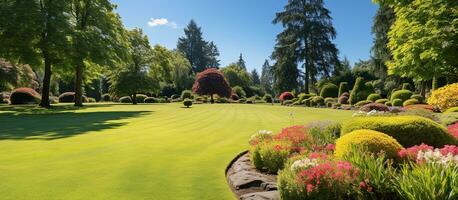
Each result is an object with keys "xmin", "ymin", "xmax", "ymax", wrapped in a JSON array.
[
  {"xmin": 417, "ymin": 149, "xmax": 458, "ymax": 166},
  {"xmin": 249, "ymin": 130, "xmax": 273, "ymax": 144},
  {"xmin": 367, "ymin": 109, "xmax": 378, "ymax": 116},
  {"xmin": 290, "ymin": 158, "xmax": 318, "ymax": 171}
]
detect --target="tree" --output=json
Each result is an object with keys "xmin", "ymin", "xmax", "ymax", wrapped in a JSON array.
[
  {"xmin": 237, "ymin": 53, "xmax": 247, "ymax": 70},
  {"xmin": 109, "ymin": 29, "xmax": 158, "ymax": 104},
  {"xmin": 371, "ymin": 5, "xmax": 395, "ymax": 79},
  {"xmin": 70, "ymin": 0, "xmax": 129, "ymax": 106},
  {"xmin": 260, "ymin": 60, "xmax": 274, "ymax": 94},
  {"xmin": 250, "ymin": 69, "xmax": 261, "ymax": 85},
  {"xmin": 192, "ymin": 68, "xmax": 231, "ymax": 104},
  {"xmin": 177, "ymin": 20, "xmax": 219, "ymax": 73},
  {"xmin": 0, "ymin": 0, "xmax": 72, "ymax": 107},
  {"xmin": 273, "ymin": 0, "xmax": 340, "ymax": 93},
  {"xmin": 170, "ymin": 51, "xmax": 194, "ymax": 93},
  {"xmin": 220, "ymin": 63, "xmax": 251, "ymax": 88},
  {"xmin": 271, "ymin": 34, "xmax": 299, "ymax": 93},
  {"xmin": 0, "ymin": 59, "xmax": 38, "ymax": 92},
  {"xmin": 377, "ymin": 0, "xmax": 458, "ymax": 90}
]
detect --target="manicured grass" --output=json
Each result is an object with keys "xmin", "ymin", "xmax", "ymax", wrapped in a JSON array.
[{"xmin": 0, "ymin": 103, "xmax": 352, "ymax": 200}]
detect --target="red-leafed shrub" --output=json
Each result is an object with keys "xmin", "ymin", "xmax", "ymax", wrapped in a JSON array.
[
  {"xmin": 403, "ymin": 104, "xmax": 436, "ymax": 112},
  {"xmin": 359, "ymin": 103, "xmax": 389, "ymax": 112},
  {"xmin": 10, "ymin": 87, "xmax": 41, "ymax": 105},
  {"xmin": 338, "ymin": 95, "xmax": 349, "ymax": 104},
  {"xmin": 230, "ymin": 92, "xmax": 239, "ymax": 100},
  {"xmin": 274, "ymin": 125, "xmax": 313, "ymax": 152},
  {"xmin": 448, "ymin": 123, "xmax": 458, "ymax": 139},
  {"xmin": 58, "ymin": 92, "xmax": 88, "ymax": 103},
  {"xmin": 279, "ymin": 92, "xmax": 294, "ymax": 102},
  {"xmin": 192, "ymin": 68, "xmax": 231, "ymax": 103}
]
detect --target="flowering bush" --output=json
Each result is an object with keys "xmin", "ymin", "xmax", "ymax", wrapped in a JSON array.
[
  {"xmin": 403, "ymin": 104, "xmax": 436, "ymax": 112},
  {"xmin": 279, "ymin": 92, "xmax": 294, "ymax": 102},
  {"xmin": 274, "ymin": 125, "xmax": 313, "ymax": 152},
  {"xmin": 359, "ymin": 103, "xmax": 389, "ymax": 112},
  {"xmin": 448, "ymin": 123, "xmax": 458, "ymax": 138},
  {"xmin": 427, "ymin": 83, "xmax": 458, "ymax": 111},
  {"xmin": 398, "ymin": 144, "xmax": 458, "ymax": 165},
  {"xmin": 248, "ymin": 130, "xmax": 273, "ymax": 145},
  {"xmin": 250, "ymin": 140, "xmax": 292, "ymax": 173}
]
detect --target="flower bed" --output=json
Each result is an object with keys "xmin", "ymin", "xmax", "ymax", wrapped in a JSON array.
[{"xmin": 230, "ymin": 116, "xmax": 458, "ymax": 200}]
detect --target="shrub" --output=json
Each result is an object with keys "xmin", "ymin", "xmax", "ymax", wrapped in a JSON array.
[
  {"xmin": 135, "ymin": 94, "xmax": 148, "ymax": 103},
  {"xmin": 404, "ymin": 104, "xmax": 436, "ymax": 112},
  {"xmin": 306, "ymin": 121, "xmax": 340, "ymax": 145},
  {"xmin": 335, "ymin": 129, "xmax": 403, "ymax": 159},
  {"xmin": 402, "ymin": 83, "xmax": 411, "ymax": 90},
  {"xmin": 367, "ymin": 93, "xmax": 382, "ymax": 102},
  {"xmin": 392, "ymin": 98, "xmax": 403, "ymax": 106},
  {"xmin": 86, "ymin": 97, "xmax": 96, "ymax": 103},
  {"xmin": 341, "ymin": 116, "xmax": 457, "ymax": 147},
  {"xmin": 263, "ymin": 94, "xmax": 273, "ymax": 103},
  {"xmin": 183, "ymin": 99, "xmax": 193, "ymax": 108},
  {"xmin": 445, "ymin": 107, "xmax": 458, "ymax": 113},
  {"xmin": 304, "ymin": 99, "xmax": 312, "ymax": 107},
  {"xmin": 311, "ymin": 96, "xmax": 324, "ymax": 106},
  {"xmin": 279, "ymin": 92, "xmax": 294, "ymax": 102},
  {"xmin": 49, "ymin": 96, "xmax": 59, "ymax": 104},
  {"xmin": 390, "ymin": 90, "xmax": 413, "ymax": 102},
  {"xmin": 338, "ymin": 82, "xmax": 349, "ymax": 97},
  {"xmin": 338, "ymin": 96, "xmax": 349, "ymax": 104},
  {"xmin": 375, "ymin": 98, "xmax": 389, "ymax": 104},
  {"xmin": 403, "ymin": 99, "xmax": 419, "ymax": 107},
  {"xmin": 385, "ymin": 101, "xmax": 392, "ymax": 106},
  {"xmin": 250, "ymin": 140, "xmax": 292, "ymax": 173},
  {"xmin": 297, "ymin": 93, "xmax": 315, "ymax": 104},
  {"xmin": 320, "ymin": 83, "xmax": 339, "ymax": 98},
  {"xmin": 144, "ymin": 97, "xmax": 157, "ymax": 103},
  {"xmin": 341, "ymin": 92, "xmax": 350, "ymax": 97},
  {"xmin": 10, "ymin": 87, "xmax": 41, "ymax": 105},
  {"xmin": 181, "ymin": 90, "xmax": 193, "ymax": 100},
  {"xmin": 230, "ymin": 92, "xmax": 239, "ymax": 100},
  {"xmin": 428, "ymin": 83, "xmax": 458, "ymax": 111},
  {"xmin": 349, "ymin": 77, "xmax": 374, "ymax": 105},
  {"xmin": 360, "ymin": 103, "xmax": 389, "ymax": 112},
  {"xmin": 1, "ymin": 98, "xmax": 9, "ymax": 104},
  {"xmin": 216, "ymin": 97, "xmax": 230, "ymax": 103},
  {"xmin": 58, "ymin": 92, "xmax": 88, "ymax": 103},
  {"xmin": 410, "ymin": 94, "xmax": 424, "ymax": 103},
  {"xmin": 283, "ymin": 100, "xmax": 293, "ymax": 105},
  {"xmin": 237, "ymin": 98, "xmax": 246, "ymax": 103},
  {"xmin": 324, "ymin": 97, "xmax": 335, "ymax": 104},
  {"xmin": 119, "ymin": 96, "xmax": 132, "ymax": 103},
  {"xmin": 355, "ymin": 100, "xmax": 372, "ymax": 107},
  {"xmin": 192, "ymin": 68, "xmax": 232, "ymax": 103},
  {"xmin": 232, "ymin": 86, "xmax": 246, "ymax": 98},
  {"xmin": 448, "ymin": 123, "xmax": 458, "ymax": 139},
  {"xmin": 101, "ymin": 93, "xmax": 111, "ymax": 102}
]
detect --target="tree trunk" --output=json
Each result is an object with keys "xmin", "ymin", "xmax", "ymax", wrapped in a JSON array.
[
  {"xmin": 39, "ymin": 54, "xmax": 51, "ymax": 108},
  {"xmin": 432, "ymin": 75, "xmax": 438, "ymax": 91},
  {"xmin": 132, "ymin": 93, "xmax": 137, "ymax": 105},
  {"xmin": 210, "ymin": 94, "xmax": 214, "ymax": 104},
  {"xmin": 74, "ymin": 61, "xmax": 84, "ymax": 107},
  {"xmin": 420, "ymin": 80, "xmax": 426, "ymax": 97},
  {"xmin": 304, "ymin": 64, "xmax": 309, "ymax": 94}
]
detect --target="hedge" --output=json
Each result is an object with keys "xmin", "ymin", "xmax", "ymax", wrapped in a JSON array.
[
  {"xmin": 10, "ymin": 87, "xmax": 41, "ymax": 105},
  {"xmin": 341, "ymin": 116, "xmax": 457, "ymax": 147},
  {"xmin": 367, "ymin": 93, "xmax": 382, "ymax": 102},
  {"xmin": 338, "ymin": 82, "xmax": 349, "ymax": 97},
  {"xmin": 320, "ymin": 83, "xmax": 339, "ymax": 98},
  {"xmin": 390, "ymin": 90, "xmax": 413, "ymax": 102}
]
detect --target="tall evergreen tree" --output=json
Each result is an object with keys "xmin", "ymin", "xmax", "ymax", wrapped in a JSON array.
[
  {"xmin": 70, "ymin": 0, "xmax": 129, "ymax": 107},
  {"xmin": 250, "ymin": 69, "xmax": 261, "ymax": 85},
  {"xmin": 273, "ymin": 0, "xmax": 340, "ymax": 93},
  {"xmin": 260, "ymin": 60, "xmax": 274, "ymax": 94},
  {"xmin": 271, "ymin": 34, "xmax": 299, "ymax": 93},
  {"xmin": 177, "ymin": 20, "xmax": 219, "ymax": 73},
  {"xmin": 0, "ymin": 0, "xmax": 72, "ymax": 108},
  {"xmin": 237, "ymin": 53, "xmax": 247, "ymax": 70},
  {"xmin": 371, "ymin": 5, "xmax": 395, "ymax": 79}
]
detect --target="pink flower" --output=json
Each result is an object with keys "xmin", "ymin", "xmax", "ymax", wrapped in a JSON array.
[
  {"xmin": 398, "ymin": 143, "xmax": 434, "ymax": 160},
  {"xmin": 359, "ymin": 181, "xmax": 367, "ymax": 188},
  {"xmin": 306, "ymin": 184, "xmax": 315, "ymax": 193},
  {"xmin": 448, "ymin": 123, "xmax": 458, "ymax": 139},
  {"xmin": 440, "ymin": 145, "xmax": 458, "ymax": 156}
]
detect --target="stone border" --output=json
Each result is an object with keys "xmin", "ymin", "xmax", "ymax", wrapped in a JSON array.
[{"xmin": 226, "ymin": 151, "xmax": 279, "ymax": 200}]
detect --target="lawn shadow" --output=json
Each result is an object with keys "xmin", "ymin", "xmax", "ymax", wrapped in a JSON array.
[
  {"xmin": 0, "ymin": 103, "xmax": 116, "ymax": 115},
  {"xmin": 0, "ymin": 111, "xmax": 151, "ymax": 140}
]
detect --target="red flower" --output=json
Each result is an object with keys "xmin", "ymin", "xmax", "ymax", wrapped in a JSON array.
[
  {"xmin": 439, "ymin": 145, "xmax": 458, "ymax": 156},
  {"xmin": 274, "ymin": 125, "xmax": 312, "ymax": 152},
  {"xmin": 398, "ymin": 143, "xmax": 434, "ymax": 160},
  {"xmin": 448, "ymin": 122, "xmax": 458, "ymax": 139}
]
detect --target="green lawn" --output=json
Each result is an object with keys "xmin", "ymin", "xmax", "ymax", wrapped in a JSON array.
[{"xmin": 0, "ymin": 103, "xmax": 352, "ymax": 200}]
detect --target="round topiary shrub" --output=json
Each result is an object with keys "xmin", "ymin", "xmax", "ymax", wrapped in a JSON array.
[
  {"xmin": 320, "ymin": 83, "xmax": 339, "ymax": 98},
  {"xmin": 230, "ymin": 93, "xmax": 239, "ymax": 100},
  {"xmin": 403, "ymin": 99, "xmax": 419, "ymax": 107},
  {"xmin": 349, "ymin": 77, "xmax": 374, "ymax": 105},
  {"xmin": 427, "ymin": 83, "xmax": 458, "ymax": 111},
  {"xmin": 283, "ymin": 100, "xmax": 293, "ymax": 106},
  {"xmin": 250, "ymin": 140, "xmax": 291, "ymax": 174},
  {"xmin": 410, "ymin": 94, "xmax": 424, "ymax": 103},
  {"xmin": 324, "ymin": 97, "xmax": 336, "ymax": 104},
  {"xmin": 135, "ymin": 94, "xmax": 148, "ymax": 103},
  {"xmin": 335, "ymin": 129, "xmax": 403, "ymax": 159},
  {"xmin": 338, "ymin": 95, "xmax": 349, "ymax": 104},
  {"xmin": 119, "ymin": 96, "xmax": 132, "ymax": 103},
  {"xmin": 101, "ymin": 93, "xmax": 111, "ymax": 102},
  {"xmin": 311, "ymin": 96, "xmax": 324, "ymax": 106},
  {"xmin": 341, "ymin": 116, "xmax": 457, "ymax": 147},
  {"xmin": 58, "ymin": 92, "xmax": 88, "ymax": 103},
  {"xmin": 341, "ymin": 92, "xmax": 350, "ymax": 97},
  {"xmin": 355, "ymin": 100, "xmax": 372, "ymax": 107},
  {"xmin": 392, "ymin": 98, "xmax": 403, "ymax": 106},
  {"xmin": 232, "ymin": 86, "xmax": 246, "ymax": 98},
  {"xmin": 10, "ymin": 87, "xmax": 41, "ymax": 105},
  {"xmin": 181, "ymin": 90, "xmax": 193, "ymax": 100},
  {"xmin": 360, "ymin": 103, "xmax": 389, "ymax": 112},
  {"xmin": 144, "ymin": 97, "xmax": 158, "ymax": 103},
  {"xmin": 338, "ymin": 82, "xmax": 349, "ymax": 97},
  {"xmin": 385, "ymin": 101, "xmax": 392, "ymax": 106},
  {"xmin": 279, "ymin": 92, "xmax": 294, "ymax": 102},
  {"xmin": 304, "ymin": 99, "xmax": 312, "ymax": 107},
  {"xmin": 375, "ymin": 98, "xmax": 389, "ymax": 104},
  {"xmin": 390, "ymin": 90, "xmax": 413, "ymax": 102},
  {"xmin": 183, "ymin": 99, "xmax": 193, "ymax": 108},
  {"xmin": 367, "ymin": 93, "xmax": 382, "ymax": 102},
  {"xmin": 263, "ymin": 94, "xmax": 273, "ymax": 103}
]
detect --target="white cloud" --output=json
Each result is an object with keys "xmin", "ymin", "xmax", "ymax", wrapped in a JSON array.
[{"xmin": 147, "ymin": 18, "xmax": 178, "ymax": 29}]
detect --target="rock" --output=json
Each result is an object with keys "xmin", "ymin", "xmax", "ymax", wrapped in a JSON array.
[
  {"xmin": 228, "ymin": 171, "xmax": 276, "ymax": 190},
  {"xmin": 239, "ymin": 191, "xmax": 280, "ymax": 200}
]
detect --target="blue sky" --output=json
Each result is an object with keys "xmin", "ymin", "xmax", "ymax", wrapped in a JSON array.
[{"xmin": 112, "ymin": 0, "xmax": 379, "ymax": 72}]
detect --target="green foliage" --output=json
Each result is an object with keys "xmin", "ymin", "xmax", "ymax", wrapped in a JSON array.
[
  {"xmin": 232, "ymin": 86, "xmax": 246, "ymax": 98},
  {"xmin": 349, "ymin": 77, "xmax": 374, "ymax": 105},
  {"xmin": 263, "ymin": 94, "xmax": 273, "ymax": 103},
  {"xmin": 260, "ymin": 60, "xmax": 274, "ymax": 94},
  {"xmin": 181, "ymin": 90, "xmax": 193, "ymax": 100},
  {"xmin": 390, "ymin": 90, "xmax": 413, "ymax": 102},
  {"xmin": 220, "ymin": 63, "xmax": 251, "ymax": 88},
  {"xmin": 410, "ymin": 94, "xmax": 424, "ymax": 103},
  {"xmin": 0, "ymin": 59, "xmax": 38, "ymax": 92},
  {"xmin": 341, "ymin": 116, "xmax": 457, "ymax": 147},
  {"xmin": 445, "ymin": 107, "xmax": 458, "ymax": 113},
  {"xmin": 355, "ymin": 100, "xmax": 372, "ymax": 107},
  {"xmin": 250, "ymin": 141, "xmax": 291, "ymax": 174},
  {"xmin": 367, "ymin": 93, "xmax": 382, "ymax": 102},
  {"xmin": 320, "ymin": 83, "xmax": 339, "ymax": 98},
  {"xmin": 395, "ymin": 163, "xmax": 458, "ymax": 200},
  {"xmin": 311, "ymin": 96, "xmax": 325, "ymax": 106},
  {"xmin": 338, "ymin": 82, "xmax": 349, "ymax": 97},
  {"xmin": 403, "ymin": 99, "xmax": 419, "ymax": 107},
  {"xmin": 375, "ymin": 98, "xmax": 389, "ymax": 104},
  {"xmin": 385, "ymin": 101, "xmax": 392, "ymax": 106},
  {"xmin": 135, "ymin": 94, "xmax": 148, "ymax": 103},
  {"xmin": 183, "ymin": 99, "xmax": 193, "ymax": 108},
  {"xmin": 283, "ymin": 100, "xmax": 293, "ymax": 106},
  {"xmin": 101, "ymin": 94, "xmax": 111, "ymax": 102},
  {"xmin": 119, "ymin": 96, "xmax": 132, "ymax": 103},
  {"xmin": 306, "ymin": 121, "xmax": 341, "ymax": 145},
  {"xmin": 335, "ymin": 129, "xmax": 403, "ymax": 160},
  {"xmin": 392, "ymin": 99, "xmax": 403, "ymax": 106}
]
